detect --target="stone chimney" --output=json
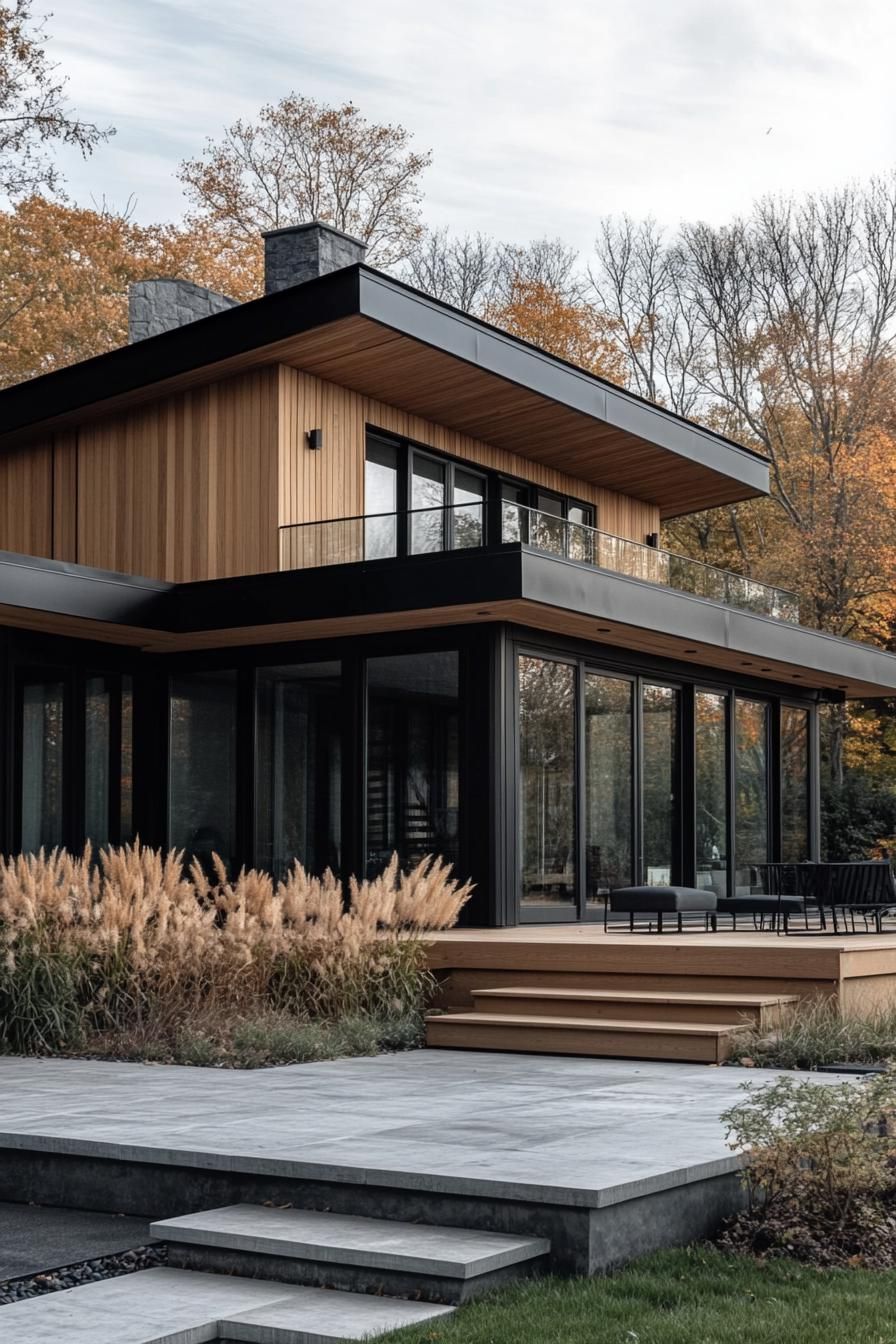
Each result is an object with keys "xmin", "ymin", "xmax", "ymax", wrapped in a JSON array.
[
  {"xmin": 262, "ymin": 220, "xmax": 367, "ymax": 294},
  {"xmin": 128, "ymin": 278, "xmax": 239, "ymax": 343}
]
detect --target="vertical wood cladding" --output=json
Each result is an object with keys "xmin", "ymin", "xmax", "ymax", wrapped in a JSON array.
[
  {"xmin": 276, "ymin": 366, "xmax": 660, "ymax": 542},
  {"xmin": 0, "ymin": 362, "xmax": 659, "ymax": 580},
  {"xmin": 74, "ymin": 368, "xmax": 279, "ymax": 581}
]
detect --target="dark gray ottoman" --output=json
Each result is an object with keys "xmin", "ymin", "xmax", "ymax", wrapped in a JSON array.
[
  {"xmin": 716, "ymin": 894, "xmax": 804, "ymax": 931},
  {"xmin": 606, "ymin": 886, "xmax": 718, "ymax": 933}
]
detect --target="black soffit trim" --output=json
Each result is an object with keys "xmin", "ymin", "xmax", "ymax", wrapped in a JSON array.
[
  {"xmin": 0, "ymin": 263, "xmax": 769, "ymax": 498},
  {"xmin": 2, "ymin": 545, "xmax": 896, "ymax": 696}
]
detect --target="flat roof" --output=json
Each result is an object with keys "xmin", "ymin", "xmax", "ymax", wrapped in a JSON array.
[
  {"xmin": 0, "ymin": 266, "xmax": 769, "ymax": 518},
  {"xmin": 2, "ymin": 545, "xmax": 895, "ymax": 699}
]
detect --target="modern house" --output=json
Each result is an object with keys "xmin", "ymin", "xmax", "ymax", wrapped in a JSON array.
[{"xmin": 3, "ymin": 220, "xmax": 896, "ymax": 1058}]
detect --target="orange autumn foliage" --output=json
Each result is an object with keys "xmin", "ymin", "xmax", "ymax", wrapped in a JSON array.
[
  {"xmin": 487, "ymin": 275, "xmax": 627, "ymax": 384},
  {"xmin": 0, "ymin": 196, "xmax": 261, "ymax": 387}
]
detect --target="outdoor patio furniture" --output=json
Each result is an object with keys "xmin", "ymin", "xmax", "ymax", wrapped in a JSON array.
[
  {"xmin": 605, "ymin": 886, "xmax": 717, "ymax": 933},
  {"xmin": 807, "ymin": 860, "xmax": 896, "ymax": 934},
  {"xmin": 716, "ymin": 894, "xmax": 804, "ymax": 932}
]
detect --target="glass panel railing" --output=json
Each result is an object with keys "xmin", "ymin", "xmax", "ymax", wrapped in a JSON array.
[
  {"xmin": 279, "ymin": 501, "xmax": 801, "ymax": 625},
  {"xmin": 500, "ymin": 503, "xmax": 800, "ymax": 624}
]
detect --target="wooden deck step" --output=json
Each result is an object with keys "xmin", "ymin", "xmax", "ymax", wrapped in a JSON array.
[
  {"xmin": 426, "ymin": 1011, "xmax": 751, "ymax": 1065},
  {"xmin": 471, "ymin": 987, "xmax": 798, "ymax": 1028}
]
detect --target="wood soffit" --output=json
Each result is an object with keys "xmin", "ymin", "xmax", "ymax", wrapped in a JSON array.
[{"xmin": 0, "ymin": 268, "xmax": 770, "ymax": 520}]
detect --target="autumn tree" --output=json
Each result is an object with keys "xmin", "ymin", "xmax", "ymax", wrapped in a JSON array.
[
  {"xmin": 0, "ymin": 0, "xmax": 112, "ymax": 198},
  {"xmin": 178, "ymin": 94, "xmax": 431, "ymax": 272},
  {"xmin": 486, "ymin": 274, "xmax": 626, "ymax": 382},
  {"xmin": 0, "ymin": 196, "xmax": 257, "ymax": 386}
]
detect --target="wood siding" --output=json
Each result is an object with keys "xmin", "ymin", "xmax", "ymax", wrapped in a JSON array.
[
  {"xmin": 277, "ymin": 366, "xmax": 660, "ymax": 542},
  {"xmin": 0, "ymin": 362, "xmax": 658, "ymax": 582},
  {"xmin": 0, "ymin": 441, "xmax": 53, "ymax": 559},
  {"xmin": 0, "ymin": 370, "xmax": 279, "ymax": 582}
]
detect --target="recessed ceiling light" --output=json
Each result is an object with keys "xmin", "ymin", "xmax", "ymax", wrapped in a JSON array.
[
  {"xmin": 760, "ymin": 667, "xmax": 772, "ymax": 672},
  {"xmin": 476, "ymin": 610, "xmax": 491, "ymax": 616},
  {"xmin": 683, "ymin": 648, "xmax": 697, "ymax": 654},
  {"xmin": 792, "ymin": 674, "xmax": 801, "ymax": 679},
  {"xmin": 596, "ymin": 627, "xmax": 612, "ymax": 633},
  {"xmin": 838, "ymin": 683, "xmax": 849, "ymax": 689},
  {"xmin": 740, "ymin": 661, "xmax": 753, "ymax": 667}
]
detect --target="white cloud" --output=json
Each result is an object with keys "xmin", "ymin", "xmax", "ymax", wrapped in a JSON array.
[{"xmin": 43, "ymin": 0, "xmax": 896, "ymax": 253}]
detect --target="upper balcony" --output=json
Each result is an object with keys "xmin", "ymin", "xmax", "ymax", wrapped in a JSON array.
[{"xmin": 279, "ymin": 501, "xmax": 801, "ymax": 627}]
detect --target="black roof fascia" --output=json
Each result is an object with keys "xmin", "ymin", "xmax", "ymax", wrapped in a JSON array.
[
  {"xmin": 0, "ymin": 550, "xmax": 173, "ymax": 627},
  {"xmin": 0, "ymin": 266, "xmax": 362, "ymax": 440},
  {"xmin": 519, "ymin": 548, "xmax": 896, "ymax": 696},
  {"xmin": 358, "ymin": 270, "xmax": 770, "ymax": 496},
  {"xmin": 2, "ymin": 544, "xmax": 895, "ymax": 694},
  {"xmin": 0, "ymin": 263, "xmax": 768, "ymax": 500}
]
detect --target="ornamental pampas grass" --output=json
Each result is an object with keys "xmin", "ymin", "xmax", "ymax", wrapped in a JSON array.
[{"xmin": 0, "ymin": 843, "xmax": 472, "ymax": 1055}]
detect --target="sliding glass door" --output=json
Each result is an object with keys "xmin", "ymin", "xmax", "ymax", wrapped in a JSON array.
[
  {"xmin": 518, "ymin": 655, "xmax": 577, "ymax": 911},
  {"xmin": 584, "ymin": 673, "xmax": 634, "ymax": 904},
  {"xmin": 517, "ymin": 653, "xmax": 678, "ymax": 920}
]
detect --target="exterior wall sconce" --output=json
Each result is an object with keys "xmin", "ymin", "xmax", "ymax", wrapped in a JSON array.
[
  {"xmin": 646, "ymin": 532, "xmax": 659, "ymax": 548},
  {"xmin": 306, "ymin": 428, "xmax": 323, "ymax": 450}
]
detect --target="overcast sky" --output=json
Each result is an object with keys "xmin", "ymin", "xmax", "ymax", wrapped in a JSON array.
[{"xmin": 46, "ymin": 0, "xmax": 896, "ymax": 253}]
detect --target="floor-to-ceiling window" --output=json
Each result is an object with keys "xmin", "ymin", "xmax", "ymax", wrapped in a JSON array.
[
  {"xmin": 518, "ymin": 655, "xmax": 577, "ymax": 909},
  {"xmin": 169, "ymin": 670, "xmax": 238, "ymax": 874},
  {"xmin": 695, "ymin": 690, "xmax": 729, "ymax": 897},
  {"xmin": 366, "ymin": 651, "xmax": 460, "ymax": 875},
  {"xmin": 256, "ymin": 662, "xmax": 342, "ymax": 877},
  {"xmin": 642, "ymin": 683, "xmax": 680, "ymax": 886},
  {"xmin": 781, "ymin": 704, "xmax": 810, "ymax": 862},
  {"xmin": 21, "ymin": 678, "xmax": 66, "ymax": 854},
  {"xmin": 735, "ymin": 697, "xmax": 770, "ymax": 883},
  {"xmin": 365, "ymin": 436, "xmax": 399, "ymax": 559},
  {"xmin": 584, "ymin": 673, "xmax": 634, "ymax": 902}
]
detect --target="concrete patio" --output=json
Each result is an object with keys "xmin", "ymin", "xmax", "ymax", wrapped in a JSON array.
[{"xmin": 0, "ymin": 1050, "xmax": 775, "ymax": 1211}]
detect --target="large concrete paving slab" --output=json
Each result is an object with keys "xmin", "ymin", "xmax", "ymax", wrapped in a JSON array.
[
  {"xmin": 0, "ymin": 1266, "xmax": 453, "ymax": 1343},
  {"xmin": 0, "ymin": 1052, "xmax": 849, "ymax": 1209},
  {"xmin": 152, "ymin": 1204, "xmax": 549, "ymax": 1278}
]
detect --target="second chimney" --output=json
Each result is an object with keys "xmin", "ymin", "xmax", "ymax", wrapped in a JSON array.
[{"xmin": 263, "ymin": 220, "xmax": 367, "ymax": 294}]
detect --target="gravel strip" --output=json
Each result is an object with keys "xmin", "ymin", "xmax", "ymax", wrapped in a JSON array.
[{"xmin": 0, "ymin": 1242, "xmax": 167, "ymax": 1305}]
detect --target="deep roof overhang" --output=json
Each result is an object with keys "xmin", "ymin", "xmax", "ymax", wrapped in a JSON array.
[
  {"xmin": 2, "ymin": 546, "xmax": 895, "ymax": 700},
  {"xmin": 0, "ymin": 266, "xmax": 769, "ymax": 518}
]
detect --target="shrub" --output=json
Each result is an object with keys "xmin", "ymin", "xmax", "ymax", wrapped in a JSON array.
[
  {"xmin": 734, "ymin": 997, "xmax": 896, "ymax": 1071},
  {"xmin": 720, "ymin": 1071, "xmax": 896, "ymax": 1267},
  {"xmin": 0, "ymin": 844, "xmax": 472, "ymax": 1057}
]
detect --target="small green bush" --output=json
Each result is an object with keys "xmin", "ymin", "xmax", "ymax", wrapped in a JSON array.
[
  {"xmin": 720, "ymin": 1070, "xmax": 896, "ymax": 1267},
  {"xmin": 734, "ymin": 997, "xmax": 896, "ymax": 1071}
]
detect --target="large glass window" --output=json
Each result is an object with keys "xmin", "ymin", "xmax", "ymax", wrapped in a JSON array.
[
  {"xmin": 84, "ymin": 675, "xmax": 112, "ymax": 847},
  {"xmin": 169, "ymin": 671, "xmax": 238, "ymax": 874},
  {"xmin": 695, "ymin": 690, "xmax": 729, "ymax": 897},
  {"xmin": 256, "ymin": 662, "xmax": 342, "ymax": 878},
  {"xmin": 410, "ymin": 454, "xmax": 446, "ymax": 554},
  {"xmin": 518, "ymin": 655, "xmax": 576, "ymax": 908},
  {"xmin": 452, "ymin": 469, "xmax": 485, "ymax": 550},
  {"xmin": 584, "ymin": 673, "xmax": 633, "ymax": 902},
  {"xmin": 21, "ymin": 679, "xmax": 65, "ymax": 854},
  {"xmin": 366, "ymin": 651, "xmax": 460, "ymax": 875},
  {"xmin": 735, "ymin": 698, "xmax": 770, "ymax": 878},
  {"xmin": 365, "ymin": 437, "xmax": 399, "ymax": 559},
  {"xmin": 781, "ymin": 705, "xmax": 810, "ymax": 862},
  {"xmin": 642, "ymin": 683, "xmax": 679, "ymax": 885}
]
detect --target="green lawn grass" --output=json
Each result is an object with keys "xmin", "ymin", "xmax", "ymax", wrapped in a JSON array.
[{"xmin": 379, "ymin": 1247, "xmax": 896, "ymax": 1344}]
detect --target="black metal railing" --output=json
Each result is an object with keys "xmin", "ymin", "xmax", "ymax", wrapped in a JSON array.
[{"xmin": 279, "ymin": 501, "xmax": 801, "ymax": 624}]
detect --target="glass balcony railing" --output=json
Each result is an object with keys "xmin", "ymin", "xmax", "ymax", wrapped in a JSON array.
[{"xmin": 279, "ymin": 501, "xmax": 801, "ymax": 625}]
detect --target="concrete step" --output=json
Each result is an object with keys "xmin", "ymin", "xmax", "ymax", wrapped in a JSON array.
[
  {"xmin": 0, "ymin": 1266, "xmax": 454, "ymax": 1343},
  {"xmin": 471, "ymin": 986, "xmax": 798, "ymax": 1027},
  {"xmin": 152, "ymin": 1203, "xmax": 550, "ymax": 1304},
  {"xmin": 426, "ymin": 1010, "xmax": 751, "ymax": 1064}
]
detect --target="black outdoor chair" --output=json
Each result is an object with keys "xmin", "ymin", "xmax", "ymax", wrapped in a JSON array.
[
  {"xmin": 810, "ymin": 861, "xmax": 896, "ymax": 934},
  {"xmin": 715, "ymin": 863, "xmax": 813, "ymax": 933}
]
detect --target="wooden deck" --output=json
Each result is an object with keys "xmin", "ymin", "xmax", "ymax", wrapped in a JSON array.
[{"xmin": 424, "ymin": 925, "xmax": 896, "ymax": 1059}]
